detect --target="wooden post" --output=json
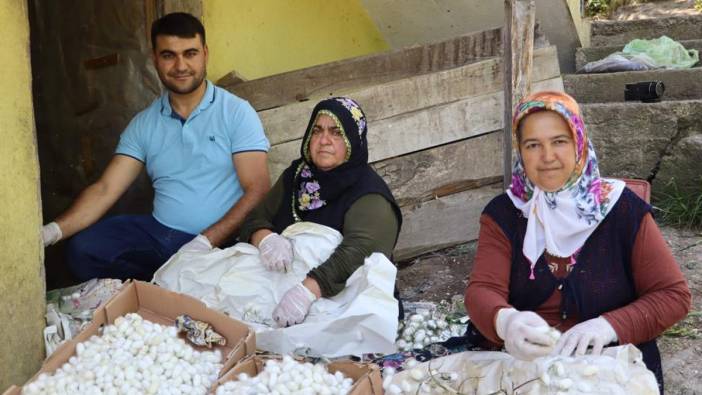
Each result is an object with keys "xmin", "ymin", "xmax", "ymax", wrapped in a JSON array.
[{"xmin": 503, "ymin": 0, "xmax": 535, "ymax": 190}]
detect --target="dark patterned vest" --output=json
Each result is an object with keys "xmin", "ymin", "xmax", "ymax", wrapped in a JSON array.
[{"xmin": 483, "ymin": 188, "xmax": 663, "ymax": 392}]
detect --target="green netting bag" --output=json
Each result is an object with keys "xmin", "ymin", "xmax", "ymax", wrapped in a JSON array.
[{"xmin": 623, "ymin": 35, "xmax": 699, "ymax": 69}]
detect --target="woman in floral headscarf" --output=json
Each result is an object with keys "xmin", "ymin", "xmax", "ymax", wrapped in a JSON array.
[
  {"xmin": 464, "ymin": 91, "xmax": 690, "ymax": 391},
  {"xmin": 239, "ymin": 97, "xmax": 402, "ymax": 328}
]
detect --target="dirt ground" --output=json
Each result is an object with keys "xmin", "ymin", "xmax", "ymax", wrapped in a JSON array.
[
  {"xmin": 609, "ymin": 0, "xmax": 700, "ymax": 20},
  {"xmin": 397, "ymin": 225, "xmax": 702, "ymax": 394}
]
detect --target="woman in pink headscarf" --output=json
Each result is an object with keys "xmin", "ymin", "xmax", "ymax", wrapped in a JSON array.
[{"xmin": 464, "ymin": 91, "xmax": 690, "ymax": 392}]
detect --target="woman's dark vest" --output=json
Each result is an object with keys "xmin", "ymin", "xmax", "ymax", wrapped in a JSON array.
[
  {"xmin": 481, "ymin": 188, "xmax": 663, "ymax": 391},
  {"xmin": 271, "ymin": 166, "xmax": 402, "ymax": 236}
]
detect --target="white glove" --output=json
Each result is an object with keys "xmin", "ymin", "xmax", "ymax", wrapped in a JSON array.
[
  {"xmin": 553, "ymin": 316, "xmax": 618, "ymax": 357},
  {"xmin": 272, "ymin": 283, "xmax": 317, "ymax": 327},
  {"xmin": 178, "ymin": 234, "xmax": 213, "ymax": 252},
  {"xmin": 495, "ymin": 307, "xmax": 556, "ymax": 360},
  {"xmin": 42, "ymin": 222, "xmax": 63, "ymax": 247},
  {"xmin": 258, "ymin": 232, "xmax": 293, "ymax": 272}
]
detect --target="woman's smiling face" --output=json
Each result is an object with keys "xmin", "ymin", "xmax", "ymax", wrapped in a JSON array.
[{"xmin": 518, "ymin": 110, "xmax": 577, "ymax": 192}]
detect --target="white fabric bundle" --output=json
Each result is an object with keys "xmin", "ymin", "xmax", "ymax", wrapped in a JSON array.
[{"xmin": 153, "ymin": 222, "xmax": 399, "ymax": 357}]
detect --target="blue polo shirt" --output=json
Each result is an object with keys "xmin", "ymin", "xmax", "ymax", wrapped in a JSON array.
[{"xmin": 115, "ymin": 81, "xmax": 269, "ymax": 235}]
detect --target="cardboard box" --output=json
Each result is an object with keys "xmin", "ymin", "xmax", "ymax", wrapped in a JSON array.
[
  {"xmin": 213, "ymin": 355, "xmax": 384, "ymax": 394},
  {"xmin": 3, "ymin": 280, "xmax": 255, "ymax": 395}
]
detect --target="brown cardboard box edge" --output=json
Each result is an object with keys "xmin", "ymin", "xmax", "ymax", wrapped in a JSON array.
[
  {"xmin": 212, "ymin": 355, "xmax": 384, "ymax": 394},
  {"xmin": 2, "ymin": 280, "xmax": 255, "ymax": 394}
]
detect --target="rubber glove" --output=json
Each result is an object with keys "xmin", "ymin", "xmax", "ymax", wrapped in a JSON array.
[
  {"xmin": 272, "ymin": 283, "xmax": 317, "ymax": 327},
  {"xmin": 495, "ymin": 307, "xmax": 556, "ymax": 360},
  {"xmin": 42, "ymin": 222, "xmax": 63, "ymax": 247},
  {"xmin": 178, "ymin": 234, "xmax": 213, "ymax": 252},
  {"xmin": 553, "ymin": 316, "xmax": 617, "ymax": 357},
  {"xmin": 259, "ymin": 232, "xmax": 293, "ymax": 272}
]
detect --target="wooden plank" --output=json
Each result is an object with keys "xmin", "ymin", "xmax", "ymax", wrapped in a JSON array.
[
  {"xmin": 503, "ymin": 0, "xmax": 536, "ymax": 189},
  {"xmin": 159, "ymin": 0, "xmax": 203, "ymax": 19},
  {"xmin": 393, "ymin": 183, "xmax": 503, "ymax": 260},
  {"xmin": 372, "ymin": 132, "xmax": 503, "ymax": 208},
  {"xmin": 266, "ymin": 77, "xmax": 564, "ymax": 182},
  {"xmin": 83, "ymin": 53, "xmax": 120, "ymax": 70},
  {"xmin": 222, "ymin": 27, "xmax": 504, "ymax": 111},
  {"xmin": 259, "ymin": 46, "xmax": 560, "ymax": 147}
]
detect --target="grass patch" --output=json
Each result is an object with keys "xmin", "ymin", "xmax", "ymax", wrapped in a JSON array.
[
  {"xmin": 696, "ymin": 0, "xmax": 702, "ymax": 12},
  {"xmin": 585, "ymin": 0, "xmax": 671, "ymax": 17},
  {"xmin": 653, "ymin": 178, "xmax": 702, "ymax": 230},
  {"xmin": 664, "ymin": 311, "xmax": 701, "ymax": 339}
]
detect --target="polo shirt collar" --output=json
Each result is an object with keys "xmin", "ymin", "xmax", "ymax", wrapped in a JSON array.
[{"xmin": 160, "ymin": 80, "xmax": 215, "ymax": 119}]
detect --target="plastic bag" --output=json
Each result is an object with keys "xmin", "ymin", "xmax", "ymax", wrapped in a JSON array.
[
  {"xmin": 623, "ymin": 35, "xmax": 699, "ymax": 69},
  {"xmin": 387, "ymin": 345, "xmax": 658, "ymax": 394},
  {"xmin": 153, "ymin": 222, "xmax": 399, "ymax": 357},
  {"xmin": 580, "ymin": 53, "xmax": 658, "ymax": 73},
  {"xmin": 580, "ymin": 35, "xmax": 699, "ymax": 73},
  {"xmin": 43, "ymin": 279, "xmax": 123, "ymax": 357}
]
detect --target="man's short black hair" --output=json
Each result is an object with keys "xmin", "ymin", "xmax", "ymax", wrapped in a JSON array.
[{"xmin": 151, "ymin": 12, "xmax": 206, "ymax": 49}]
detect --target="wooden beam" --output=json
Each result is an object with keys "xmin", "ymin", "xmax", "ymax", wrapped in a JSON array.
[
  {"xmin": 259, "ymin": 46, "xmax": 559, "ymax": 147},
  {"xmin": 158, "ymin": 0, "xmax": 203, "ymax": 19},
  {"xmin": 394, "ymin": 183, "xmax": 503, "ymax": 260},
  {"xmin": 503, "ymin": 0, "xmax": 536, "ymax": 189},
  {"xmin": 266, "ymin": 77, "xmax": 563, "ymax": 182},
  {"xmin": 222, "ymin": 27, "xmax": 503, "ymax": 111},
  {"xmin": 372, "ymin": 132, "xmax": 503, "ymax": 208}
]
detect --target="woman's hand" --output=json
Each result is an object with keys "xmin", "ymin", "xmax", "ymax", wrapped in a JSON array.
[
  {"xmin": 272, "ymin": 282, "xmax": 318, "ymax": 327},
  {"xmin": 495, "ymin": 307, "xmax": 556, "ymax": 360},
  {"xmin": 553, "ymin": 316, "xmax": 617, "ymax": 357},
  {"xmin": 258, "ymin": 232, "xmax": 293, "ymax": 272}
]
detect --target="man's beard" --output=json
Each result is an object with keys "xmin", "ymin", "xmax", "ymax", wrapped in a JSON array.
[{"xmin": 160, "ymin": 70, "xmax": 206, "ymax": 95}]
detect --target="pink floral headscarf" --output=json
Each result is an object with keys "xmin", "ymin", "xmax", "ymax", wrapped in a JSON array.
[{"xmin": 507, "ymin": 91, "xmax": 625, "ymax": 279}]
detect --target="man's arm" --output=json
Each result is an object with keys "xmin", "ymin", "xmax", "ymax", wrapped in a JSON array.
[
  {"xmin": 52, "ymin": 155, "xmax": 144, "ymax": 240},
  {"xmin": 201, "ymin": 151, "xmax": 270, "ymax": 246}
]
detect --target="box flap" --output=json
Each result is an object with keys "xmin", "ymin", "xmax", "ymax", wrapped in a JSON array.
[{"xmin": 1, "ymin": 385, "xmax": 20, "ymax": 395}]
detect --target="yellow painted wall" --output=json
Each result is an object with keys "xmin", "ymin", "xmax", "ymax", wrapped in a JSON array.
[
  {"xmin": 203, "ymin": 0, "xmax": 389, "ymax": 82},
  {"xmin": 0, "ymin": 0, "xmax": 45, "ymax": 391}
]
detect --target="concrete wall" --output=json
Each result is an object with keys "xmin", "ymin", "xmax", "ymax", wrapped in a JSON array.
[
  {"xmin": 203, "ymin": 0, "xmax": 389, "ymax": 81},
  {"xmin": 361, "ymin": 0, "xmax": 583, "ymax": 73},
  {"xmin": 0, "ymin": 0, "xmax": 45, "ymax": 391},
  {"xmin": 360, "ymin": 0, "xmax": 503, "ymax": 48}
]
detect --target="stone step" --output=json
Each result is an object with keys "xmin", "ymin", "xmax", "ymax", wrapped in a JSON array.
[
  {"xmin": 575, "ymin": 39, "xmax": 702, "ymax": 70},
  {"xmin": 591, "ymin": 15, "xmax": 702, "ymax": 47},
  {"xmin": 564, "ymin": 67, "xmax": 702, "ymax": 103},
  {"xmin": 581, "ymin": 100, "xmax": 702, "ymax": 194}
]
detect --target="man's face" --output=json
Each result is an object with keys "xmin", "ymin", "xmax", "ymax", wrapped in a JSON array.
[{"xmin": 153, "ymin": 34, "xmax": 208, "ymax": 95}]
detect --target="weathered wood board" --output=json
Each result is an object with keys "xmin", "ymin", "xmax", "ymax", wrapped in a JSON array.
[
  {"xmin": 267, "ymin": 76, "xmax": 563, "ymax": 182},
  {"xmin": 259, "ymin": 46, "xmax": 560, "ymax": 147},
  {"xmin": 221, "ymin": 27, "xmax": 503, "ymax": 111},
  {"xmin": 394, "ymin": 183, "xmax": 503, "ymax": 260},
  {"xmin": 372, "ymin": 131, "xmax": 503, "ymax": 208}
]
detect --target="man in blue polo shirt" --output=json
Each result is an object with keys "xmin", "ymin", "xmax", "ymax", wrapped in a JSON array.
[{"xmin": 40, "ymin": 12, "xmax": 270, "ymax": 281}]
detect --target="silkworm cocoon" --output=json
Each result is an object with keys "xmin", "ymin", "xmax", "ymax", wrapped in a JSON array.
[
  {"xmin": 409, "ymin": 314, "xmax": 423, "ymax": 322},
  {"xmin": 554, "ymin": 361, "xmax": 566, "ymax": 377},
  {"xmin": 410, "ymin": 368, "xmax": 425, "ymax": 381},
  {"xmin": 582, "ymin": 364, "xmax": 599, "ymax": 376},
  {"xmin": 558, "ymin": 378, "xmax": 573, "ymax": 390},
  {"xmin": 383, "ymin": 374, "xmax": 394, "ymax": 389}
]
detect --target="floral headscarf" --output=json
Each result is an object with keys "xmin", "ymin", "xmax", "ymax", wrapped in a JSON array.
[
  {"xmin": 292, "ymin": 97, "xmax": 369, "ymax": 219},
  {"xmin": 507, "ymin": 91, "xmax": 625, "ymax": 279}
]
